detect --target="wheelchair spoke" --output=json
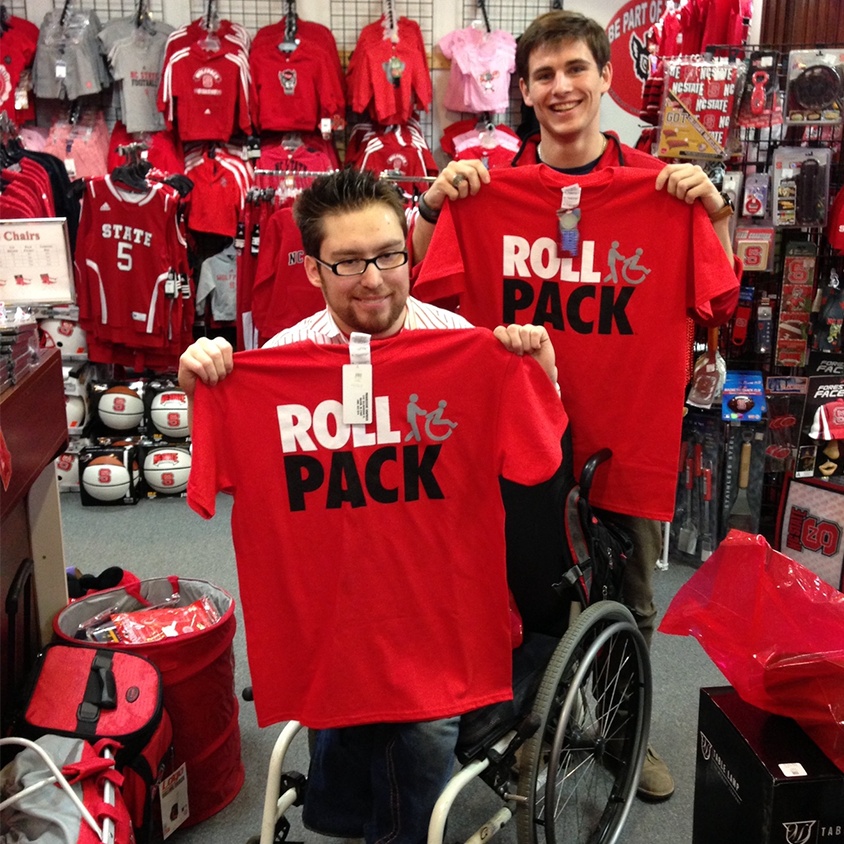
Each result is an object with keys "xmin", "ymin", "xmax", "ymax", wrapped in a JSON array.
[{"xmin": 516, "ymin": 605, "xmax": 651, "ymax": 844}]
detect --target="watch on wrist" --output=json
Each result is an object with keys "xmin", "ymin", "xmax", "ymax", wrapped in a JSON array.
[
  {"xmin": 709, "ymin": 191, "xmax": 734, "ymax": 222},
  {"xmin": 417, "ymin": 192, "xmax": 441, "ymax": 224}
]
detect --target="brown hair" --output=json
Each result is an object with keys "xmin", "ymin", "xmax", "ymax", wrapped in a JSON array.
[
  {"xmin": 293, "ymin": 167, "xmax": 408, "ymax": 258},
  {"xmin": 516, "ymin": 11, "xmax": 611, "ymax": 83}
]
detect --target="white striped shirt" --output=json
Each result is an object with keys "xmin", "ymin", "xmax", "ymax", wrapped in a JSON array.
[{"xmin": 262, "ymin": 297, "xmax": 473, "ymax": 347}]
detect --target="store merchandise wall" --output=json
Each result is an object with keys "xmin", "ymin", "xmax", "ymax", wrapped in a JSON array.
[
  {"xmin": 4, "ymin": 0, "xmax": 766, "ymax": 159},
  {"xmin": 59, "ymin": 491, "xmax": 728, "ymax": 844}
]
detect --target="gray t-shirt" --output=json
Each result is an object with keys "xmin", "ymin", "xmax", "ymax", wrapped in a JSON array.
[
  {"xmin": 108, "ymin": 28, "xmax": 170, "ymax": 132},
  {"xmin": 197, "ymin": 246, "xmax": 238, "ymax": 322}
]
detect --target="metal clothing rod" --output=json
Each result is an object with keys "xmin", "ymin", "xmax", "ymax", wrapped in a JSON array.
[{"xmin": 254, "ymin": 169, "xmax": 436, "ymax": 183}]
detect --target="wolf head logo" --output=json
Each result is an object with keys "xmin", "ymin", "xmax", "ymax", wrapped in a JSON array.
[
  {"xmin": 783, "ymin": 820, "xmax": 816, "ymax": 844},
  {"xmin": 628, "ymin": 32, "xmax": 650, "ymax": 84},
  {"xmin": 699, "ymin": 732, "xmax": 713, "ymax": 761}
]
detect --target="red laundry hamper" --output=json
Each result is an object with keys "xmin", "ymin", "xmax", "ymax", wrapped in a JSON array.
[{"xmin": 53, "ymin": 576, "xmax": 244, "ymax": 827}]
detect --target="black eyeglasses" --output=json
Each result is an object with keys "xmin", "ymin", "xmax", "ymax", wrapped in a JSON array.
[{"xmin": 313, "ymin": 251, "xmax": 409, "ymax": 277}]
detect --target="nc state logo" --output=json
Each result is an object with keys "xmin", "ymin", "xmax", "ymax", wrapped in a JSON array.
[
  {"xmin": 699, "ymin": 732, "xmax": 713, "ymax": 761},
  {"xmin": 782, "ymin": 820, "xmax": 816, "ymax": 844},
  {"xmin": 628, "ymin": 32, "xmax": 649, "ymax": 84},
  {"xmin": 279, "ymin": 69, "xmax": 297, "ymax": 95},
  {"xmin": 193, "ymin": 67, "xmax": 222, "ymax": 88}
]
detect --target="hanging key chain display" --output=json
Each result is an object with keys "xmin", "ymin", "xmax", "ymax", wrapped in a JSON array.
[{"xmin": 736, "ymin": 50, "xmax": 784, "ymax": 128}]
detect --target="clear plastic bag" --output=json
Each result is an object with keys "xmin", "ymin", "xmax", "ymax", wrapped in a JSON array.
[{"xmin": 660, "ymin": 529, "xmax": 844, "ymax": 772}]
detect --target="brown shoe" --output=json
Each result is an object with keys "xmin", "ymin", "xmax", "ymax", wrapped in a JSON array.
[{"xmin": 637, "ymin": 746, "xmax": 675, "ymax": 801}]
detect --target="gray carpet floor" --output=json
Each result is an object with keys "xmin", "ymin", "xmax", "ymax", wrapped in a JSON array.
[{"xmin": 58, "ymin": 492, "xmax": 727, "ymax": 844}]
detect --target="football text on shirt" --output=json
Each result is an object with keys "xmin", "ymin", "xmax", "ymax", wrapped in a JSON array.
[
  {"xmin": 276, "ymin": 395, "xmax": 459, "ymax": 511},
  {"xmin": 501, "ymin": 236, "xmax": 652, "ymax": 334}
]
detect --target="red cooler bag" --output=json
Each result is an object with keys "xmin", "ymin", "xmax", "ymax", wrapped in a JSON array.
[{"xmin": 53, "ymin": 576, "xmax": 244, "ymax": 827}]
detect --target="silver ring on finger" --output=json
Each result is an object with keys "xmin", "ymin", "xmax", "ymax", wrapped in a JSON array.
[{"xmin": 451, "ymin": 173, "xmax": 467, "ymax": 189}]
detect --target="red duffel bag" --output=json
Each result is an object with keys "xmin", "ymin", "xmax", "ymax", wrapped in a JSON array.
[{"xmin": 53, "ymin": 576, "xmax": 244, "ymax": 827}]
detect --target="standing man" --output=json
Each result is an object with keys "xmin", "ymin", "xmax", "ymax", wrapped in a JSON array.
[
  {"xmin": 180, "ymin": 168, "xmax": 565, "ymax": 844},
  {"xmin": 410, "ymin": 11, "xmax": 742, "ymax": 803}
]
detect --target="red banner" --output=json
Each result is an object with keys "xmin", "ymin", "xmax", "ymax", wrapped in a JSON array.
[{"xmin": 606, "ymin": 0, "xmax": 665, "ymax": 116}]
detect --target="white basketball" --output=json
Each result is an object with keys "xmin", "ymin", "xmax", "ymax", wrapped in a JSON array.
[
  {"xmin": 98, "ymin": 386, "xmax": 144, "ymax": 431},
  {"xmin": 55, "ymin": 452, "xmax": 79, "ymax": 487},
  {"xmin": 143, "ymin": 447, "xmax": 191, "ymax": 494},
  {"xmin": 149, "ymin": 390, "xmax": 190, "ymax": 437},
  {"xmin": 66, "ymin": 395, "xmax": 87, "ymax": 429},
  {"xmin": 81, "ymin": 456, "xmax": 132, "ymax": 502},
  {"xmin": 39, "ymin": 319, "xmax": 88, "ymax": 358}
]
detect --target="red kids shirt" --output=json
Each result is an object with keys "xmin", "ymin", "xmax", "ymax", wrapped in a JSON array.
[
  {"xmin": 188, "ymin": 329, "xmax": 567, "ymax": 728},
  {"xmin": 414, "ymin": 165, "xmax": 739, "ymax": 522}
]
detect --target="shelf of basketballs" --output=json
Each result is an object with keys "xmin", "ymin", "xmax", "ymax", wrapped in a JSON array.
[{"xmin": 38, "ymin": 307, "xmax": 192, "ymax": 506}]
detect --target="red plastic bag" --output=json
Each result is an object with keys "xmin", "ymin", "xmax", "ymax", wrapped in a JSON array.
[{"xmin": 659, "ymin": 529, "xmax": 844, "ymax": 772}]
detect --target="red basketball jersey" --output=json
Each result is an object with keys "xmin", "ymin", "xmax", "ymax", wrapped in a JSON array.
[{"xmin": 75, "ymin": 176, "xmax": 186, "ymax": 351}]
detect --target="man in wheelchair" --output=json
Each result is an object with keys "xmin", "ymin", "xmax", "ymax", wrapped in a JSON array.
[{"xmin": 181, "ymin": 168, "xmax": 573, "ymax": 844}]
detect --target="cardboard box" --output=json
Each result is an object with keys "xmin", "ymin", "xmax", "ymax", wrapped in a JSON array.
[{"xmin": 694, "ymin": 687, "xmax": 844, "ymax": 844}]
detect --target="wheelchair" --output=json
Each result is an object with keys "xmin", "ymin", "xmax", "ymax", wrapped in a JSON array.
[{"xmin": 247, "ymin": 448, "xmax": 652, "ymax": 844}]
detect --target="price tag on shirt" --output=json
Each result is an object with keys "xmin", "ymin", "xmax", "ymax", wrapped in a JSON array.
[
  {"xmin": 343, "ymin": 365, "xmax": 372, "ymax": 424},
  {"xmin": 55, "ymin": 60, "xmax": 67, "ymax": 79},
  {"xmin": 343, "ymin": 333, "xmax": 373, "ymax": 424}
]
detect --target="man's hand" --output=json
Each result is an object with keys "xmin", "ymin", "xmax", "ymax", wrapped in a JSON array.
[
  {"xmin": 423, "ymin": 159, "xmax": 491, "ymax": 214},
  {"xmin": 654, "ymin": 163, "xmax": 733, "ymax": 264},
  {"xmin": 654, "ymin": 163, "xmax": 724, "ymax": 217},
  {"xmin": 493, "ymin": 324, "xmax": 558, "ymax": 386},
  {"xmin": 412, "ymin": 160, "xmax": 490, "ymax": 265},
  {"xmin": 178, "ymin": 336, "xmax": 234, "ymax": 399}
]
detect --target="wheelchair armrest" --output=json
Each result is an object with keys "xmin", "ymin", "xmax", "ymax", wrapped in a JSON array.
[{"xmin": 579, "ymin": 449, "xmax": 613, "ymax": 504}]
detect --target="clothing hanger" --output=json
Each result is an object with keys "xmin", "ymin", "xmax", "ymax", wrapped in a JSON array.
[
  {"xmin": 382, "ymin": 0, "xmax": 399, "ymax": 43},
  {"xmin": 476, "ymin": 0, "xmax": 492, "ymax": 34},
  {"xmin": 111, "ymin": 143, "xmax": 152, "ymax": 192},
  {"xmin": 279, "ymin": 0, "xmax": 298, "ymax": 52},
  {"xmin": 199, "ymin": 0, "xmax": 221, "ymax": 51}
]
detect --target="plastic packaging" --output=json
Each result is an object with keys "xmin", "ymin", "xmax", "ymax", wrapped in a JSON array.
[
  {"xmin": 112, "ymin": 596, "xmax": 221, "ymax": 644},
  {"xmin": 660, "ymin": 530, "xmax": 844, "ymax": 772}
]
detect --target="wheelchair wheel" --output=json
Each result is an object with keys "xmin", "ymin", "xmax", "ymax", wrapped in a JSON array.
[{"xmin": 516, "ymin": 601, "xmax": 651, "ymax": 844}]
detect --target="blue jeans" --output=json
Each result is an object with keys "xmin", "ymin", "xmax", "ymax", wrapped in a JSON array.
[{"xmin": 302, "ymin": 717, "xmax": 460, "ymax": 844}]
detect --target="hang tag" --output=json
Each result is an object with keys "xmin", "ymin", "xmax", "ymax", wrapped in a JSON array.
[
  {"xmin": 55, "ymin": 61, "xmax": 67, "ymax": 79},
  {"xmin": 320, "ymin": 117, "xmax": 333, "ymax": 137},
  {"xmin": 14, "ymin": 86, "xmax": 29, "ymax": 111},
  {"xmin": 342, "ymin": 365, "xmax": 372, "ymax": 424},
  {"xmin": 343, "ymin": 332, "xmax": 373, "ymax": 424},
  {"xmin": 159, "ymin": 762, "xmax": 189, "ymax": 838},
  {"xmin": 557, "ymin": 208, "xmax": 581, "ymax": 257},
  {"xmin": 558, "ymin": 185, "xmax": 582, "ymax": 256}
]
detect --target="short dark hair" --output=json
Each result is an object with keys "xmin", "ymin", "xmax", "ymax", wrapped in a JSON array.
[
  {"xmin": 516, "ymin": 11, "xmax": 611, "ymax": 83},
  {"xmin": 293, "ymin": 167, "xmax": 408, "ymax": 258}
]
